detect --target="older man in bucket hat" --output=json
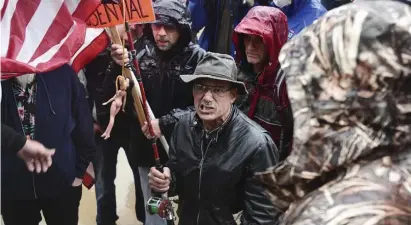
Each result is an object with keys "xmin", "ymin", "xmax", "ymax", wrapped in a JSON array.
[{"xmin": 148, "ymin": 52, "xmax": 281, "ymax": 225}]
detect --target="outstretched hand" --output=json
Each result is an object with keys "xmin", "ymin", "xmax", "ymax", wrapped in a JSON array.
[{"xmin": 17, "ymin": 139, "xmax": 55, "ymax": 173}]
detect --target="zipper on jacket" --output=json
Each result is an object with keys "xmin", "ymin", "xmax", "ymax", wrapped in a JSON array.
[
  {"xmin": 254, "ymin": 115, "xmax": 282, "ymax": 126},
  {"xmin": 196, "ymin": 136, "xmax": 213, "ymax": 225},
  {"xmin": 12, "ymin": 92, "xmax": 38, "ymax": 199},
  {"xmin": 32, "ymin": 174, "xmax": 38, "ymax": 199}
]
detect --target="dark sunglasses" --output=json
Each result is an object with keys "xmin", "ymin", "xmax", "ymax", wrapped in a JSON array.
[{"xmin": 151, "ymin": 23, "xmax": 177, "ymax": 32}]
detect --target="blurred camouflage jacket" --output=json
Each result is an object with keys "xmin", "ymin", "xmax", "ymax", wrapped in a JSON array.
[{"xmin": 256, "ymin": 1, "xmax": 411, "ymax": 224}]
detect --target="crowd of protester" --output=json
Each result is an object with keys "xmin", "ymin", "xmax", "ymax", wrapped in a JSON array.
[{"xmin": 2, "ymin": 0, "xmax": 410, "ymax": 225}]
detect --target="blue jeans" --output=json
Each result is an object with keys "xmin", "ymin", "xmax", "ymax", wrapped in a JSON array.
[{"xmin": 93, "ymin": 135, "xmax": 146, "ymax": 225}]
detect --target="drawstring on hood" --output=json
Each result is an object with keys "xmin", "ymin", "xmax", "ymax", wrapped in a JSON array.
[{"xmin": 38, "ymin": 76, "xmax": 56, "ymax": 115}]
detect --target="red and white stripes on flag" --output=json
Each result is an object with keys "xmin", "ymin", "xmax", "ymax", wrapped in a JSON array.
[{"xmin": 1, "ymin": 0, "xmax": 109, "ymax": 79}]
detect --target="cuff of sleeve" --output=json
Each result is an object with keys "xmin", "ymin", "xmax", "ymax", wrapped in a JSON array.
[
  {"xmin": 12, "ymin": 136, "xmax": 27, "ymax": 154},
  {"xmin": 168, "ymin": 172, "xmax": 178, "ymax": 197},
  {"xmin": 158, "ymin": 116, "xmax": 168, "ymax": 134},
  {"xmin": 75, "ymin": 167, "xmax": 87, "ymax": 179}
]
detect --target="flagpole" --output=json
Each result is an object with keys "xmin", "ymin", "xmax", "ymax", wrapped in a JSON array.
[{"xmin": 106, "ymin": 27, "xmax": 170, "ymax": 155}]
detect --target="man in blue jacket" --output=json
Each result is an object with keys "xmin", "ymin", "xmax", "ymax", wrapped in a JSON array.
[
  {"xmin": 1, "ymin": 64, "xmax": 96, "ymax": 225},
  {"xmin": 271, "ymin": 0, "xmax": 327, "ymax": 39}
]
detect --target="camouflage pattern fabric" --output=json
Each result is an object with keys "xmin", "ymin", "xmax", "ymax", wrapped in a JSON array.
[
  {"xmin": 255, "ymin": 1, "xmax": 411, "ymax": 224},
  {"xmin": 282, "ymin": 151, "xmax": 411, "ymax": 224}
]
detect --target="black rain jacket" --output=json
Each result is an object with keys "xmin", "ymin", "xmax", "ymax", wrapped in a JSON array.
[{"xmin": 167, "ymin": 107, "xmax": 281, "ymax": 225}]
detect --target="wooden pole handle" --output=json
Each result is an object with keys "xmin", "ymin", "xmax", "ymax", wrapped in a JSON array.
[{"xmin": 107, "ymin": 27, "xmax": 146, "ymax": 126}]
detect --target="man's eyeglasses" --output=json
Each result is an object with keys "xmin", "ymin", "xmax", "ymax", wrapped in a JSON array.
[{"xmin": 193, "ymin": 84, "xmax": 231, "ymax": 97}]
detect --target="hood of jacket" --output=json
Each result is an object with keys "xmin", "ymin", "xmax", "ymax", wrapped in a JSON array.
[
  {"xmin": 144, "ymin": 0, "xmax": 193, "ymax": 52},
  {"xmin": 256, "ymin": 0, "xmax": 411, "ymax": 211},
  {"xmin": 233, "ymin": 6, "xmax": 288, "ymax": 79}
]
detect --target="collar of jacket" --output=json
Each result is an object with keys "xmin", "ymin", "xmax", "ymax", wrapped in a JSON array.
[{"xmin": 192, "ymin": 106, "xmax": 236, "ymax": 143}]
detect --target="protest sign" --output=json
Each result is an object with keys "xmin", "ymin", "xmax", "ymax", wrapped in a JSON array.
[{"xmin": 87, "ymin": 0, "xmax": 155, "ymax": 28}]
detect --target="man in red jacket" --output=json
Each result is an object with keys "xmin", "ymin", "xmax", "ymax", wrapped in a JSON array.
[{"xmin": 233, "ymin": 6, "xmax": 293, "ymax": 159}]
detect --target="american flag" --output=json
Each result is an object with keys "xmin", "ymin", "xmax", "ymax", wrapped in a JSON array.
[{"xmin": 1, "ymin": 0, "xmax": 109, "ymax": 79}]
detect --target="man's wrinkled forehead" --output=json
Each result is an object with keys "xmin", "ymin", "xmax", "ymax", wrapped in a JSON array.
[{"xmin": 195, "ymin": 79, "xmax": 231, "ymax": 88}]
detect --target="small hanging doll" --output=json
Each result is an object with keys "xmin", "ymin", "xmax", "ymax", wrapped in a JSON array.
[{"xmin": 101, "ymin": 75, "xmax": 130, "ymax": 139}]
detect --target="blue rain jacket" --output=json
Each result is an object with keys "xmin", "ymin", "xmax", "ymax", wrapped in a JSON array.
[{"xmin": 273, "ymin": 0, "xmax": 327, "ymax": 39}]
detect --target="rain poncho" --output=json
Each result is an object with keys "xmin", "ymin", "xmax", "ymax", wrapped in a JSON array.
[
  {"xmin": 233, "ymin": 6, "xmax": 293, "ymax": 159},
  {"xmin": 272, "ymin": 0, "xmax": 326, "ymax": 39},
  {"xmin": 256, "ymin": 1, "xmax": 411, "ymax": 224}
]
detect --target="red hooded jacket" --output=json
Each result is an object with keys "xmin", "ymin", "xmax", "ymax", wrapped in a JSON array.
[{"xmin": 233, "ymin": 6, "xmax": 293, "ymax": 159}]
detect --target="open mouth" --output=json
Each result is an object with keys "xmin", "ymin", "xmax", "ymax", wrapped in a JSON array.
[
  {"xmin": 199, "ymin": 104, "xmax": 214, "ymax": 112},
  {"xmin": 158, "ymin": 40, "xmax": 168, "ymax": 45}
]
